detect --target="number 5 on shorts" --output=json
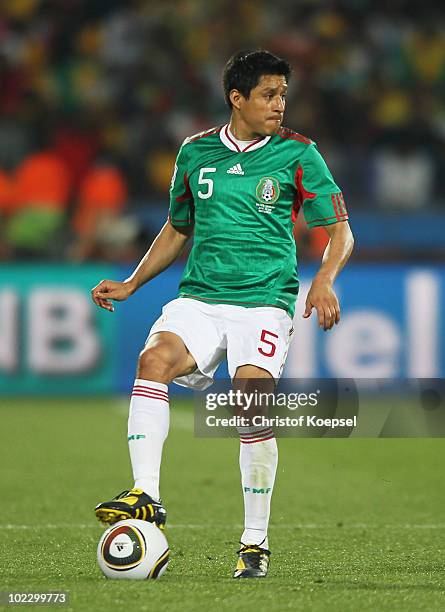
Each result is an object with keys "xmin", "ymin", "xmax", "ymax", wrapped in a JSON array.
[{"xmin": 258, "ymin": 329, "xmax": 279, "ymax": 357}]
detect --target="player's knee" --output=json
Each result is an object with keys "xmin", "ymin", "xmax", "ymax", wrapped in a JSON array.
[{"xmin": 137, "ymin": 345, "xmax": 177, "ymax": 383}]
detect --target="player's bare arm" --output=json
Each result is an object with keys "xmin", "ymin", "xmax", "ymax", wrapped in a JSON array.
[
  {"xmin": 303, "ymin": 220, "xmax": 354, "ymax": 331},
  {"xmin": 91, "ymin": 220, "xmax": 193, "ymax": 311}
]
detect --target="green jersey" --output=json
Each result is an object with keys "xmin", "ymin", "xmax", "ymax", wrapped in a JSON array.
[{"xmin": 169, "ymin": 124, "xmax": 348, "ymax": 318}]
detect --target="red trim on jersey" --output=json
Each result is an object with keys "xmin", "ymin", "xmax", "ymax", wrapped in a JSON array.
[
  {"xmin": 291, "ymin": 196, "xmax": 301, "ymax": 223},
  {"xmin": 224, "ymin": 125, "xmax": 264, "ymax": 152},
  {"xmin": 331, "ymin": 194, "xmax": 340, "ymax": 220},
  {"xmin": 293, "ymin": 164, "xmax": 316, "ymax": 222},
  {"xmin": 309, "ymin": 213, "xmax": 349, "ymax": 224},
  {"xmin": 187, "ymin": 126, "xmax": 222, "ymax": 143},
  {"xmin": 337, "ymin": 194, "xmax": 345, "ymax": 216},
  {"xmin": 278, "ymin": 127, "xmax": 312, "ymax": 145},
  {"xmin": 224, "ymin": 125, "xmax": 241, "ymax": 152},
  {"xmin": 331, "ymin": 193, "xmax": 348, "ymax": 221},
  {"xmin": 175, "ymin": 171, "xmax": 192, "ymax": 203},
  {"xmin": 339, "ymin": 193, "xmax": 347, "ymax": 215},
  {"xmin": 169, "ymin": 214, "xmax": 192, "ymax": 223}
]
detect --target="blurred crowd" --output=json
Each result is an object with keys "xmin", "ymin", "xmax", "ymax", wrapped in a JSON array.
[{"xmin": 0, "ymin": 0, "xmax": 444, "ymax": 261}]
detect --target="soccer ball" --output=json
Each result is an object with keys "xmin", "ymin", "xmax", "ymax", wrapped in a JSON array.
[{"xmin": 97, "ymin": 519, "xmax": 169, "ymax": 579}]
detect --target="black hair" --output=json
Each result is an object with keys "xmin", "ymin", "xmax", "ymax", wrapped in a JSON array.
[{"xmin": 222, "ymin": 50, "xmax": 291, "ymax": 109}]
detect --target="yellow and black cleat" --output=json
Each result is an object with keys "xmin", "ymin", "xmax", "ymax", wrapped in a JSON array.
[
  {"xmin": 233, "ymin": 544, "xmax": 271, "ymax": 578},
  {"xmin": 95, "ymin": 488, "xmax": 167, "ymax": 530}
]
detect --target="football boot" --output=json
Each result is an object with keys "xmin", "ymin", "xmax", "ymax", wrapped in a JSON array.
[
  {"xmin": 95, "ymin": 488, "xmax": 166, "ymax": 530},
  {"xmin": 233, "ymin": 544, "xmax": 270, "ymax": 578}
]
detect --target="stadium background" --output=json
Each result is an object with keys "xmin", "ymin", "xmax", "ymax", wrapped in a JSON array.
[{"xmin": 2, "ymin": 2, "xmax": 445, "ymax": 610}]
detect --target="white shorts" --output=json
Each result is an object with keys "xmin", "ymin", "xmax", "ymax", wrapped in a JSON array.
[{"xmin": 146, "ymin": 297, "xmax": 294, "ymax": 390}]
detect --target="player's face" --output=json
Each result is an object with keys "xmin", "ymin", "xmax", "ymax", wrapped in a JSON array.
[{"xmin": 238, "ymin": 74, "xmax": 287, "ymax": 137}]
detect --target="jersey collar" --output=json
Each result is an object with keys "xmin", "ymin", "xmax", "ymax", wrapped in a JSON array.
[{"xmin": 219, "ymin": 124, "xmax": 271, "ymax": 153}]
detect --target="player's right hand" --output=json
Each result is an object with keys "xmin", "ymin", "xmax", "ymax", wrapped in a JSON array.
[{"xmin": 91, "ymin": 279, "xmax": 135, "ymax": 312}]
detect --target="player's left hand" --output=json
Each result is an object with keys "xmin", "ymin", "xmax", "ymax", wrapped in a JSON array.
[{"xmin": 303, "ymin": 277, "xmax": 340, "ymax": 331}]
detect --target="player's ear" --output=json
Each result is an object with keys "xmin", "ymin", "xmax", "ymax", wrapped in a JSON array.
[{"xmin": 229, "ymin": 89, "xmax": 243, "ymax": 110}]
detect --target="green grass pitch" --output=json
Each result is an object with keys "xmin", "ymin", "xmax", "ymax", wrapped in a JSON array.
[{"xmin": 1, "ymin": 397, "xmax": 445, "ymax": 611}]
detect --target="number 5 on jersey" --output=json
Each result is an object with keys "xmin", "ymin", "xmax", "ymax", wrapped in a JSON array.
[{"xmin": 198, "ymin": 167, "xmax": 216, "ymax": 199}]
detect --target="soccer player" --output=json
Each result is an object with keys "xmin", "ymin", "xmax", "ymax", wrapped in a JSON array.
[{"xmin": 92, "ymin": 50, "xmax": 354, "ymax": 578}]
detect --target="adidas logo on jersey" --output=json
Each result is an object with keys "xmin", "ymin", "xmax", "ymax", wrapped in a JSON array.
[{"xmin": 227, "ymin": 163, "xmax": 244, "ymax": 175}]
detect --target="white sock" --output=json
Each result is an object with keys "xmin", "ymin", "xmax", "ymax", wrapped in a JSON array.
[
  {"xmin": 239, "ymin": 428, "xmax": 278, "ymax": 549},
  {"xmin": 127, "ymin": 378, "xmax": 169, "ymax": 501}
]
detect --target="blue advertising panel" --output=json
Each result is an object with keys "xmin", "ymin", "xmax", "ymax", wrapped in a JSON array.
[
  {"xmin": 0, "ymin": 264, "xmax": 117, "ymax": 394},
  {"xmin": 0, "ymin": 263, "xmax": 443, "ymax": 395},
  {"xmin": 285, "ymin": 264, "xmax": 444, "ymax": 379}
]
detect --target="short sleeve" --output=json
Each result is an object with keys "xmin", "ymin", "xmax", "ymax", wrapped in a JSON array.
[
  {"xmin": 295, "ymin": 144, "xmax": 348, "ymax": 228},
  {"xmin": 168, "ymin": 144, "xmax": 195, "ymax": 227}
]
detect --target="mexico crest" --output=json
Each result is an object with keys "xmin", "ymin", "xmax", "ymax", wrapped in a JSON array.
[{"xmin": 256, "ymin": 176, "xmax": 280, "ymax": 205}]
